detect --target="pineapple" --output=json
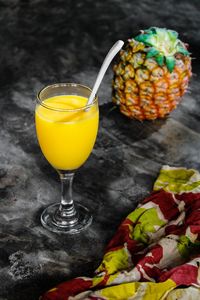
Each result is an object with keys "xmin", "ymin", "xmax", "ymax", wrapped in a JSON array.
[{"xmin": 112, "ymin": 27, "xmax": 192, "ymax": 120}]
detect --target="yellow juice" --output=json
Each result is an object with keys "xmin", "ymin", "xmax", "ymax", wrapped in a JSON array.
[{"xmin": 35, "ymin": 95, "xmax": 99, "ymax": 170}]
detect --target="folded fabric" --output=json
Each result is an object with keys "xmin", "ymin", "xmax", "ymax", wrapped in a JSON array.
[{"xmin": 41, "ymin": 166, "xmax": 200, "ymax": 300}]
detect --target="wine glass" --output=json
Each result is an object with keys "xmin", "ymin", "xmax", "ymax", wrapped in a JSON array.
[{"xmin": 35, "ymin": 83, "xmax": 99, "ymax": 233}]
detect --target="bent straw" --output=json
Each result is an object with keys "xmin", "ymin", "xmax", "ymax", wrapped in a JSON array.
[{"xmin": 87, "ymin": 40, "xmax": 124, "ymax": 106}]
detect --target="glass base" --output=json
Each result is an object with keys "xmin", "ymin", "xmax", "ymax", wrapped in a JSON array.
[{"xmin": 41, "ymin": 202, "xmax": 93, "ymax": 234}]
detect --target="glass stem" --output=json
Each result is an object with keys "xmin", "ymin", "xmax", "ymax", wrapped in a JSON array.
[{"xmin": 54, "ymin": 171, "xmax": 78, "ymax": 226}]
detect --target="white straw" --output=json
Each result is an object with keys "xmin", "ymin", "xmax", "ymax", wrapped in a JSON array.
[{"xmin": 87, "ymin": 40, "xmax": 124, "ymax": 106}]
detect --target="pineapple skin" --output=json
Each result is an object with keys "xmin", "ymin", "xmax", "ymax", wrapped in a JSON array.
[{"xmin": 112, "ymin": 40, "xmax": 192, "ymax": 121}]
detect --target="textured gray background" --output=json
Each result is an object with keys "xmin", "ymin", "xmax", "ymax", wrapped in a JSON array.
[{"xmin": 0, "ymin": 0, "xmax": 200, "ymax": 299}]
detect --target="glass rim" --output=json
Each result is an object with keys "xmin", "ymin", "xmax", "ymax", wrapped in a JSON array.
[{"xmin": 36, "ymin": 83, "xmax": 98, "ymax": 112}]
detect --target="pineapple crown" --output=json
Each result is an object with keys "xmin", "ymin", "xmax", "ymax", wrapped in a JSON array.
[{"xmin": 134, "ymin": 27, "xmax": 190, "ymax": 72}]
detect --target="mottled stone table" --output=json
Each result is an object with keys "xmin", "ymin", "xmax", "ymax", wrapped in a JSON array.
[{"xmin": 0, "ymin": 0, "xmax": 200, "ymax": 299}]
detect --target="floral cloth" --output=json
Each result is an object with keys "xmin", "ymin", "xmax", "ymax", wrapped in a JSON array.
[{"xmin": 41, "ymin": 166, "xmax": 200, "ymax": 300}]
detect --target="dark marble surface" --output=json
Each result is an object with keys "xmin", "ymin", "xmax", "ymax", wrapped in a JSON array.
[{"xmin": 0, "ymin": 0, "xmax": 200, "ymax": 299}]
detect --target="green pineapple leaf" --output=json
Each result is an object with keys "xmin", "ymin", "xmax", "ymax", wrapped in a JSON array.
[
  {"xmin": 165, "ymin": 56, "xmax": 175, "ymax": 73},
  {"xmin": 143, "ymin": 27, "xmax": 157, "ymax": 35},
  {"xmin": 155, "ymin": 54, "xmax": 164, "ymax": 66},
  {"xmin": 135, "ymin": 34, "xmax": 152, "ymax": 45},
  {"xmin": 167, "ymin": 29, "xmax": 178, "ymax": 42},
  {"xmin": 149, "ymin": 27, "xmax": 157, "ymax": 34},
  {"xmin": 177, "ymin": 45, "xmax": 190, "ymax": 56},
  {"xmin": 146, "ymin": 47, "xmax": 159, "ymax": 58}
]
